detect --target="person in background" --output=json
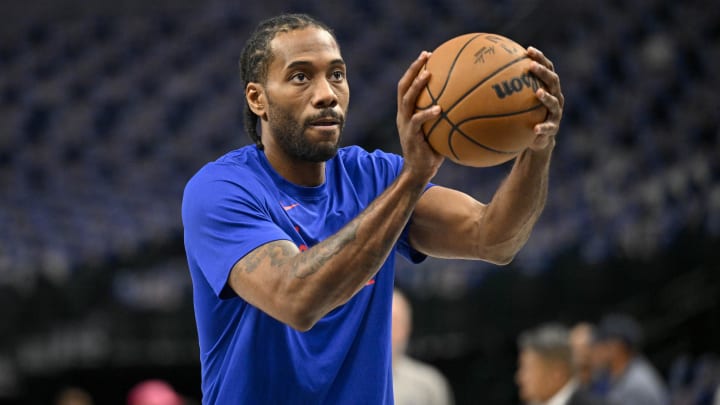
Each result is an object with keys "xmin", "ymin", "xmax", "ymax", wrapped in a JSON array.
[
  {"xmin": 391, "ymin": 289, "xmax": 454, "ymax": 405},
  {"xmin": 593, "ymin": 313, "xmax": 669, "ymax": 405},
  {"xmin": 570, "ymin": 322, "xmax": 610, "ymax": 396},
  {"xmin": 516, "ymin": 323, "xmax": 607, "ymax": 405},
  {"xmin": 570, "ymin": 323, "xmax": 597, "ymax": 388}
]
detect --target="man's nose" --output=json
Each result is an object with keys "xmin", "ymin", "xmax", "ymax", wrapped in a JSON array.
[{"xmin": 311, "ymin": 78, "xmax": 338, "ymax": 108}]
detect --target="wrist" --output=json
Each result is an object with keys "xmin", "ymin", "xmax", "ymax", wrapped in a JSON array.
[{"xmin": 524, "ymin": 137, "xmax": 555, "ymax": 160}]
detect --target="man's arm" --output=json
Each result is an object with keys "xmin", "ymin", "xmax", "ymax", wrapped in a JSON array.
[
  {"xmin": 409, "ymin": 47, "xmax": 564, "ymax": 264},
  {"xmin": 228, "ymin": 52, "xmax": 443, "ymax": 331},
  {"xmin": 409, "ymin": 144, "xmax": 552, "ymax": 264}
]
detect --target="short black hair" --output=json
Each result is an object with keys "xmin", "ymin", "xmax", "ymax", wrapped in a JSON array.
[{"xmin": 238, "ymin": 14, "xmax": 336, "ymax": 149}]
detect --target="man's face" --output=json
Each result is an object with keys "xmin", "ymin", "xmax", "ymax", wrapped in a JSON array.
[
  {"xmin": 516, "ymin": 349, "xmax": 564, "ymax": 403},
  {"xmin": 262, "ymin": 27, "xmax": 350, "ymax": 162}
]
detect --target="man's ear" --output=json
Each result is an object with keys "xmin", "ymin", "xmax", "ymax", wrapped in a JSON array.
[{"xmin": 246, "ymin": 83, "xmax": 267, "ymax": 120}]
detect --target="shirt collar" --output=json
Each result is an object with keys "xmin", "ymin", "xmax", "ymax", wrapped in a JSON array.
[{"xmin": 543, "ymin": 379, "xmax": 578, "ymax": 405}]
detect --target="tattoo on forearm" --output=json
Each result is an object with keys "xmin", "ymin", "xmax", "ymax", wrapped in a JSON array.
[
  {"xmin": 294, "ymin": 220, "xmax": 359, "ymax": 279},
  {"xmin": 242, "ymin": 180, "xmax": 420, "ymax": 285},
  {"xmin": 243, "ymin": 242, "xmax": 297, "ymax": 274}
]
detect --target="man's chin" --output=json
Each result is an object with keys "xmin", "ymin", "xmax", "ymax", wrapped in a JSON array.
[{"xmin": 306, "ymin": 145, "xmax": 339, "ymax": 162}]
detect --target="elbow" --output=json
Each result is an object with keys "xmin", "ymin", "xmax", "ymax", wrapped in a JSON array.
[
  {"xmin": 283, "ymin": 296, "xmax": 326, "ymax": 332},
  {"xmin": 489, "ymin": 252, "xmax": 516, "ymax": 266},
  {"xmin": 288, "ymin": 318, "xmax": 315, "ymax": 333},
  {"xmin": 477, "ymin": 239, "xmax": 523, "ymax": 266},
  {"xmin": 286, "ymin": 309, "xmax": 320, "ymax": 332}
]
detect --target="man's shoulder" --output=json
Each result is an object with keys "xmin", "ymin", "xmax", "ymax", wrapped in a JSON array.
[
  {"xmin": 335, "ymin": 146, "xmax": 403, "ymax": 182},
  {"xmin": 188, "ymin": 146, "xmax": 262, "ymax": 184},
  {"xmin": 337, "ymin": 145, "xmax": 400, "ymax": 163},
  {"xmin": 569, "ymin": 389, "xmax": 608, "ymax": 405},
  {"xmin": 396, "ymin": 356, "xmax": 448, "ymax": 385},
  {"xmin": 624, "ymin": 357, "xmax": 666, "ymax": 388},
  {"xmin": 183, "ymin": 145, "xmax": 270, "ymax": 206}
]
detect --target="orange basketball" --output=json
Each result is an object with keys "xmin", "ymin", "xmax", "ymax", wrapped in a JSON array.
[{"xmin": 416, "ymin": 33, "xmax": 548, "ymax": 167}]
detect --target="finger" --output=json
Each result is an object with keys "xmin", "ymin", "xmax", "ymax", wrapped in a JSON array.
[
  {"xmin": 534, "ymin": 121, "xmax": 559, "ymax": 136},
  {"xmin": 410, "ymin": 105, "xmax": 441, "ymax": 129},
  {"xmin": 536, "ymin": 88, "xmax": 562, "ymax": 118},
  {"xmin": 401, "ymin": 69, "xmax": 433, "ymax": 114},
  {"xmin": 398, "ymin": 51, "xmax": 432, "ymax": 105},
  {"xmin": 526, "ymin": 46, "xmax": 554, "ymax": 72},
  {"xmin": 531, "ymin": 63, "xmax": 564, "ymax": 108}
]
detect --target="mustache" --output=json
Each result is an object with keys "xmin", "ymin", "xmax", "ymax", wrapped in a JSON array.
[{"xmin": 304, "ymin": 109, "xmax": 344, "ymax": 126}]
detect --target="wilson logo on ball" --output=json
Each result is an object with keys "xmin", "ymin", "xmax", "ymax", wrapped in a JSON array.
[{"xmin": 491, "ymin": 72, "xmax": 541, "ymax": 99}]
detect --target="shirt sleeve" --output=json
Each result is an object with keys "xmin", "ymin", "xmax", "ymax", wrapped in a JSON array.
[{"xmin": 182, "ymin": 169, "xmax": 292, "ymax": 298}]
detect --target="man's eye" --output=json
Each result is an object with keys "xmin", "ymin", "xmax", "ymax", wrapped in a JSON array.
[
  {"xmin": 292, "ymin": 73, "xmax": 307, "ymax": 82},
  {"xmin": 331, "ymin": 71, "xmax": 345, "ymax": 81}
]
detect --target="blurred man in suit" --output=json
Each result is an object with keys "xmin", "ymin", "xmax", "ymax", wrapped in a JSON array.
[{"xmin": 516, "ymin": 323, "xmax": 607, "ymax": 405}]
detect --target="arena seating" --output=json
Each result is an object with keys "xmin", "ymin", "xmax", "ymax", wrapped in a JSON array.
[
  {"xmin": 1, "ymin": 0, "xmax": 718, "ymax": 402},
  {"xmin": 1, "ymin": 0, "xmax": 717, "ymax": 293}
]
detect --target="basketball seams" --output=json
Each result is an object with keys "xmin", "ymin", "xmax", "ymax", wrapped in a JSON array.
[
  {"xmin": 454, "ymin": 102, "xmax": 545, "ymax": 123},
  {"xmin": 449, "ymin": 103, "xmax": 546, "ymax": 155},
  {"xmin": 443, "ymin": 55, "xmax": 531, "ymax": 116},
  {"xmin": 425, "ymin": 55, "xmax": 531, "ymax": 143},
  {"xmin": 418, "ymin": 33, "xmax": 484, "ymax": 112}
]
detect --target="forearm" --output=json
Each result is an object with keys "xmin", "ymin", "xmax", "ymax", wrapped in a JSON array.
[
  {"xmin": 480, "ymin": 142, "xmax": 553, "ymax": 260},
  {"xmin": 235, "ymin": 169, "xmax": 429, "ymax": 330},
  {"xmin": 293, "ymin": 170, "xmax": 426, "ymax": 310}
]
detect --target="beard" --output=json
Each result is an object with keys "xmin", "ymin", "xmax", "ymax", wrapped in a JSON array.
[{"xmin": 266, "ymin": 98, "xmax": 345, "ymax": 163}]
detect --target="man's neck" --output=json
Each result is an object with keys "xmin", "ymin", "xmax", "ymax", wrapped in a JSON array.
[
  {"xmin": 264, "ymin": 146, "xmax": 326, "ymax": 187},
  {"xmin": 610, "ymin": 354, "xmax": 632, "ymax": 380},
  {"xmin": 542, "ymin": 378, "xmax": 577, "ymax": 405}
]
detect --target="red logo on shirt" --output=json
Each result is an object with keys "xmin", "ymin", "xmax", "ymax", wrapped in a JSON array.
[{"xmin": 282, "ymin": 203, "xmax": 300, "ymax": 211}]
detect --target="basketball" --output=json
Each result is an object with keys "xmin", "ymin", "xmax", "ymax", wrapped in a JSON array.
[{"xmin": 416, "ymin": 33, "xmax": 548, "ymax": 167}]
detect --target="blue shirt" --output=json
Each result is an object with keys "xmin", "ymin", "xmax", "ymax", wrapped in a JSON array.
[
  {"xmin": 609, "ymin": 357, "xmax": 669, "ymax": 405},
  {"xmin": 182, "ymin": 145, "xmax": 427, "ymax": 404}
]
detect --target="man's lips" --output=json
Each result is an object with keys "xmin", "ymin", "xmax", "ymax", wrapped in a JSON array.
[{"xmin": 309, "ymin": 117, "xmax": 340, "ymax": 126}]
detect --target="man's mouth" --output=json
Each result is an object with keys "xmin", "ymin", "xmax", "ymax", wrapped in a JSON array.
[{"xmin": 309, "ymin": 117, "xmax": 340, "ymax": 127}]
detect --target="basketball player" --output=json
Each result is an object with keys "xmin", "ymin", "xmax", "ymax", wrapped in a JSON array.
[{"xmin": 182, "ymin": 13, "xmax": 564, "ymax": 404}]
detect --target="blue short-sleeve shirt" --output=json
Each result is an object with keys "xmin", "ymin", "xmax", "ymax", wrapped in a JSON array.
[{"xmin": 182, "ymin": 145, "xmax": 428, "ymax": 404}]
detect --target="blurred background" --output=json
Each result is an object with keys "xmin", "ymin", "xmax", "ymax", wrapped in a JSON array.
[{"xmin": 0, "ymin": 0, "xmax": 718, "ymax": 403}]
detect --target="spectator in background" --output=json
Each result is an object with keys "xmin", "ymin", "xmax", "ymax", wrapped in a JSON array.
[
  {"xmin": 392, "ymin": 289, "xmax": 454, "ymax": 405},
  {"xmin": 571, "ymin": 322, "xmax": 610, "ymax": 396},
  {"xmin": 570, "ymin": 323, "xmax": 597, "ymax": 389},
  {"xmin": 127, "ymin": 379, "xmax": 183, "ymax": 405},
  {"xmin": 593, "ymin": 313, "xmax": 669, "ymax": 405},
  {"xmin": 516, "ymin": 323, "xmax": 607, "ymax": 405}
]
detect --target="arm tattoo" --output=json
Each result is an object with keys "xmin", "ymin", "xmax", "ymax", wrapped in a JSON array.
[
  {"xmin": 242, "ymin": 242, "xmax": 297, "ymax": 274},
  {"xmin": 293, "ymin": 220, "xmax": 359, "ymax": 279}
]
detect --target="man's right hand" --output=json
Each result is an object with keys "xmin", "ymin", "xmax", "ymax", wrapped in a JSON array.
[{"xmin": 396, "ymin": 51, "xmax": 445, "ymax": 183}]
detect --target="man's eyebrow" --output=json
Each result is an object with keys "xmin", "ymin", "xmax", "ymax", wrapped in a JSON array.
[{"xmin": 285, "ymin": 59, "xmax": 346, "ymax": 70}]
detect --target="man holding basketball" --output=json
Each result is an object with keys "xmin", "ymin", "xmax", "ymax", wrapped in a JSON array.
[{"xmin": 182, "ymin": 13, "xmax": 564, "ymax": 404}]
